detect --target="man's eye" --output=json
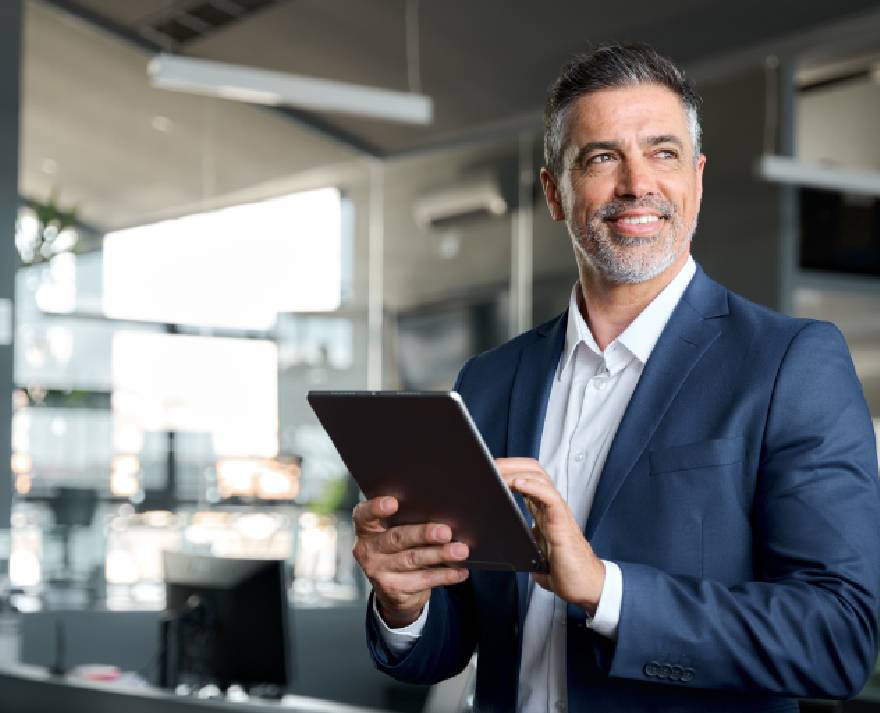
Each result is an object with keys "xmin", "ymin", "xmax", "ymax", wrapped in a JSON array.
[
  {"xmin": 655, "ymin": 149, "xmax": 678, "ymax": 159},
  {"xmin": 587, "ymin": 153, "xmax": 615, "ymax": 165}
]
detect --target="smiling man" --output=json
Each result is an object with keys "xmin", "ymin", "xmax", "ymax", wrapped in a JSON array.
[{"xmin": 353, "ymin": 43, "xmax": 880, "ymax": 712}]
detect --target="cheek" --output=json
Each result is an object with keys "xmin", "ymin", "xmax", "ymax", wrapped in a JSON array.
[{"xmin": 568, "ymin": 183, "xmax": 609, "ymax": 220}]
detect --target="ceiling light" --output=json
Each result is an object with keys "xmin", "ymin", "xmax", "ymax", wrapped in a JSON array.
[{"xmin": 148, "ymin": 54, "xmax": 433, "ymax": 125}]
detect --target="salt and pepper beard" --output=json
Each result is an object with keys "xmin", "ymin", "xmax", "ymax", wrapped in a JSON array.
[{"xmin": 568, "ymin": 197, "xmax": 699, "ymax": 284}]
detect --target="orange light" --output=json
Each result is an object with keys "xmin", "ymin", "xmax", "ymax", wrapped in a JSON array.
[
  {"xmin": 110, "ymin": 454, "xmax": 141, "ymax": 497},
  {"xmin": 216, "ymin": 457, "xmax": 300, "ymax": 500},
  {"xmin": 15, "ymin": 473, "xmax": 32, "ymax": 495},
  {"xmin": 11, "ymin": 452, "xmax": 32, "ymax": 475}
]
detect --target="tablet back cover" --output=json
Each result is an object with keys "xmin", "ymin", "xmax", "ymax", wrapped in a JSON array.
[{"xmin": 308, "ymin": 390, "xmax": 546, "ymax": 572}]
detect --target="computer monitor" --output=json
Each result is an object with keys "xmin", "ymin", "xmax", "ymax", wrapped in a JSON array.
[
  {"xmin": 51, "ymin": 487, "xmax": 98, "ymax": 528},
  {"xmin": 161, "ymin": 551, "xmax": 292, "ymax": 696}
]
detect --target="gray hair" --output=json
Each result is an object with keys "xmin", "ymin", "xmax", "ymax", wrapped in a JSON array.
[{"xmin": 543, "ymin": 43, "xmax": 702, "ymax": 176}]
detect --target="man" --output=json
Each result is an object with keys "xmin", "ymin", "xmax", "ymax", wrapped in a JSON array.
[{"xmin": 352, "ymin": 43, "xmax": 880, "ymax": 712}]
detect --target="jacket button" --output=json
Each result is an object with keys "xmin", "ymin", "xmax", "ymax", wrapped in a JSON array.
[
  {"xmin": 680, "ymin": 667, "xmax": 695, "ymax": 683},
  {"xmin": 658, "ymin": 663, "xmax": 672, "ymax": 679}
]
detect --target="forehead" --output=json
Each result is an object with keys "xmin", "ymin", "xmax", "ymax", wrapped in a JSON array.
[{"xmin": 563, "ymin": 84, "xmax": 690, "ymax": 147}]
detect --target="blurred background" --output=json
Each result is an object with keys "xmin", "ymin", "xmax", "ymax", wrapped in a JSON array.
[{"xmin": 0, "ymin": 1, "xmax": 878, "ymax": 711}]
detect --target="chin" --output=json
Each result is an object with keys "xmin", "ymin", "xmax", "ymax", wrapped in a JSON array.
[{"xmin": 594, "ymin": 244, "xmax": 685, "ymax": 284}]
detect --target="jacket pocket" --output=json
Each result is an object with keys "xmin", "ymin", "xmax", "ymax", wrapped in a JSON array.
[{"xmin": 649, "ymin": 436, "xmax": 744, "ymax": 475}]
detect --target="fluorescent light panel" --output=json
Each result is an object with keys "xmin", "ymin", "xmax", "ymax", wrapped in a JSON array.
[{"xmin": 148, "ymin": 53, "xmax": 433, "ymax": 125}]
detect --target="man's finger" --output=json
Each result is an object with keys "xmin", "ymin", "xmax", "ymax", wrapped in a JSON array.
[
  {"xmin": 390, "ymin": 542, "xmax": 470, "ymax": 571},
  {"xmin": 352, "ymin": 496, "xmax": 398, "ymax": 533},
  {"xmin": 380, "ymin": 567, "xmax": 470, "ymax": 596},
  {"xmin": 376, "ymin": 522, "xmax": 453, "ymax": 554},
  {"xmin": 496, "ymin": 458, "xmax": 548, "ymax": 478},
  {"xmin": 508, "ymin": 476, "xmax": 564, "ymax": 514}
]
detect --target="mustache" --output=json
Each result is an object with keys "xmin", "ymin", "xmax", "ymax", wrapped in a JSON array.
[{"xmin": 595, "ymin": 197, "xmax": 674, "ymax": 220}]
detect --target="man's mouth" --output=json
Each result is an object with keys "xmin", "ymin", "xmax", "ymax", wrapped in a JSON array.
[
  {"xmin": 612, "ymin": 215, "xmax": 663, "ymax": 225},
  {"xmin": 603, "ymin": 212, "xmax": 667, "ymax": 236}
]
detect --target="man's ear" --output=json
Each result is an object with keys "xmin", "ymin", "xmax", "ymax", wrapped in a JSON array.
[
  {"xmin": 539, "ymin": 167, "xmax": 565, "ymax": 222},
  {"xmin": 695, "ymin": 153, "xmax": 706, "ymax": 205}
]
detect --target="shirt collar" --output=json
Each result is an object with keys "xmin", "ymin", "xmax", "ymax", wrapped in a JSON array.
[{"xmin": 560, "ymin": 256, "xmax": 696, "ymax": 377}]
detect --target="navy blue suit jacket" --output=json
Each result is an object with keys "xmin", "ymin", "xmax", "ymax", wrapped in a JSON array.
[{"xmin": 368, "ymin": 266, "xmax": 880, "ymax": 712}]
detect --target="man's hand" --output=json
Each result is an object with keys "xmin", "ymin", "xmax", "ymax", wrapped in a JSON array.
[
  {"xmin": 352, "ymin": 496, "xmax": 470, "ymax": 628},
  {"xmin": 497, "ymin": 458, "xmax": 605, "ymax": 615}
]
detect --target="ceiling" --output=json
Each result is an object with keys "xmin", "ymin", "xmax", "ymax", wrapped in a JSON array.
[{"xmin": 21, "ymin": 0, "xmax": 880, "ymax": 231}]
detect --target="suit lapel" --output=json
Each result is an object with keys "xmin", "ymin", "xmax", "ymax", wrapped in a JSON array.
[
  {"xmin": 506, "ymin": 311, "xmax": 566, "ymax": 624},
  {"xmin": 584, "ymin": 268, "xmax": 729, "ymax": 539}
]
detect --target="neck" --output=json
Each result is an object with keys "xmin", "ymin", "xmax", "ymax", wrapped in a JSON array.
[{"xmin": 576, "ymin": 251, "xmax": 689, "ymax": 351}]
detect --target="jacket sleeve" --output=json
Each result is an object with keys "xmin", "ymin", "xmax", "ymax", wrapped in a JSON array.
[
  {"xmin": 605, "ymin": 321, "xmax": 880, "ymax": 698},
  {"xmin": 367, "ymin": 581, "xmax": 477, "ymax": 684}
]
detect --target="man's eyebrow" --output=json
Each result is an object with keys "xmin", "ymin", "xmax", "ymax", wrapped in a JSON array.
[{"xmin": 645, "ymin": 134, "xmax": 684, "ymax": 148}]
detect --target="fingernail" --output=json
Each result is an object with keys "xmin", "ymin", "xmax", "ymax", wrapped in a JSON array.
[
  {"xmin": 380, "ymin": 497, "xmax": 394, "ymax": 512},
  {"xmin": 432, "ymin": 525, "xmax": 448, "ymax": 541},
  {"xmin": 451, "ymin": 543, "xmax": 468, "ymax": 558}
]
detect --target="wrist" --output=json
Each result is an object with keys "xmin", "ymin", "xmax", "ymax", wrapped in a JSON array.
[
  {"xmin": 576, "ymin": 558, "xmax": 606, "ymax": 617},
  {"xmin": 376, "ymin": 595, "xmax": 426, "ymax": 629}
]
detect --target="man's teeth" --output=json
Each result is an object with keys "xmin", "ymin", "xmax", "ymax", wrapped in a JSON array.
[{"xmin": 618, "ymin": 215, "xmax": 660, "ymax": 224}]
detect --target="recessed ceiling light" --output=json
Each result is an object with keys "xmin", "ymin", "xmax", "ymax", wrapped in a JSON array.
[
  {"xmin": 151, "ymin": 115, "xmax": 173, "ymax": 132},
  {"xmin": 41, "ymin": 158, "xmax": 57, "ymax": 175}
]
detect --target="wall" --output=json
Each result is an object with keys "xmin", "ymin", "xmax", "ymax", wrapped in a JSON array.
[
  {"xmin": 798, "ymin": 76, "xmax": 880, "ymax": 172},
  {"xmin": 695, "ymin": 65, "xmax": 787, "ymax": 311}
]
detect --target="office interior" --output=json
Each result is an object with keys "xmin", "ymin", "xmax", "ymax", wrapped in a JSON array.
[{"xmin": 0, "ymin": 1, "xmax": 879, "ymax": 712}]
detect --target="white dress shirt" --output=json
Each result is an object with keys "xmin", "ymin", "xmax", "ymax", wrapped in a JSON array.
[{"xmin": 374, "ymin": 257, "xmax": 697, "ymax": 712}]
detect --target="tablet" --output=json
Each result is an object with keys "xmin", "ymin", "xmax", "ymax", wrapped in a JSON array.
[{"xmin": 307, "ymin": 390, "xmax": 548, "ymax": 573}]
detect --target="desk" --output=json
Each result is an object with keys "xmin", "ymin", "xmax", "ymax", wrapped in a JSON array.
[
  {"xmin": 0, "ymin": 664, "xmax": 397, "ymax": 713},
  {"xmin": 18, "ymin": 606, "xmax": 429, "ymax": 712}
]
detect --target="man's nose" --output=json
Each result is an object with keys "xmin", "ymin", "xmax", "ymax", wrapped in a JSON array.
[{"xmin": 615, "ymin": 156, "xmax": 655, "ymax": 198}]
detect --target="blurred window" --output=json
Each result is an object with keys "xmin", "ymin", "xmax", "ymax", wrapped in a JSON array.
[{"xmin": 103, "ymin": 187, "xmax": 342, "ymax": 329}]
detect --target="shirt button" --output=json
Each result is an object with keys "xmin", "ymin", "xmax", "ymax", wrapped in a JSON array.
[{"xmin": 574, "ymin": 452, "xmax": 585, "ymax": 462}]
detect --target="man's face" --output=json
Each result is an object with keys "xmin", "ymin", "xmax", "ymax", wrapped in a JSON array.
[{"xmin": 541, "ymin": 84, "xmax": 706, "ymax": 284}]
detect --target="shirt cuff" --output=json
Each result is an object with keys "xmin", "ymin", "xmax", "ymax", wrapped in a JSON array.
[
  {"xmin": 585, "ymin": 559, "xmax": 622, "ymax": 640},
  {"xmin": 371, "ymin": 594, "xmax": 430, "ymax": 656}
]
